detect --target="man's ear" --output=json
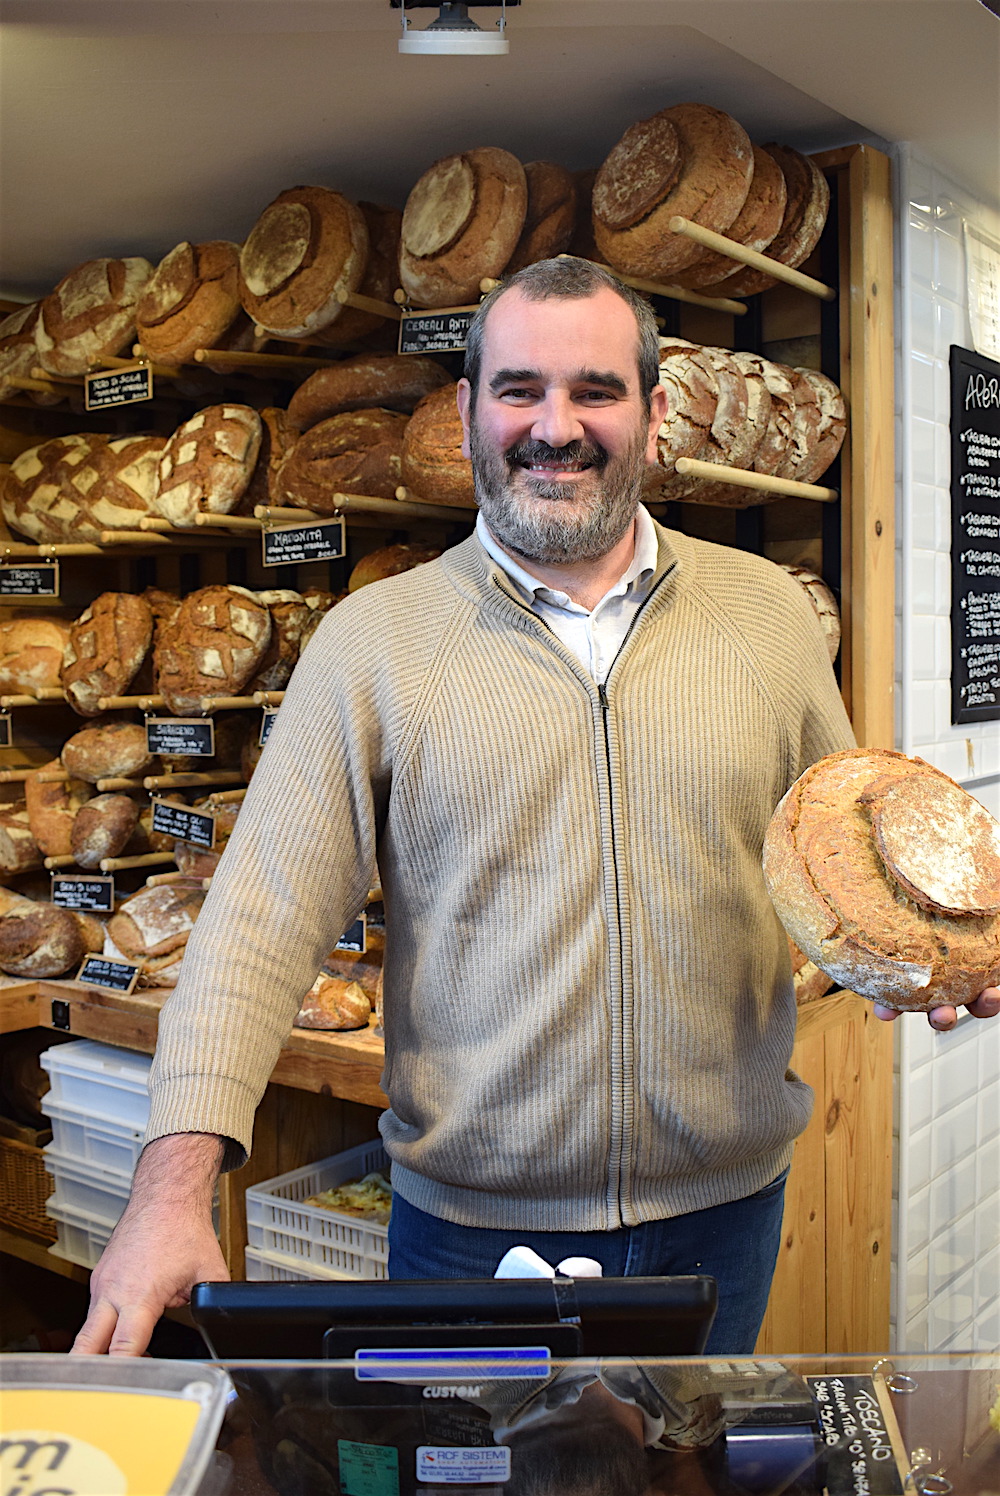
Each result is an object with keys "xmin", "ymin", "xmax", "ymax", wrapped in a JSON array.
[
  {"xmin": 456, "ymin": 378, "xmax": 473, "ymax": 459},
  {"xmin": 646, "ymin": 383, "xmax": 667, "ymax": 463}
]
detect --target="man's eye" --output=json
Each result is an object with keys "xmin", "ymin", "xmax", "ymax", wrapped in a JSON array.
[
  {"xmin": 500, "ymin": 388, "xmax": 535, "ymax": 400},
  {"xmin": 579, "ymin": 390, "xmax": 616, "ymax": 402}
]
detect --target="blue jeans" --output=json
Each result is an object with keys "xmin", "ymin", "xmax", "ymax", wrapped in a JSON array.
[{"xmin": 388, "ymin": 1170, "xmax": 789, "ymax": 1355}]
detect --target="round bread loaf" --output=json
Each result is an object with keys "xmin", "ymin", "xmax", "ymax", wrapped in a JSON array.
[
  {"xmin": 781, "ymin": 369, "xmax": 847, "ymax": 484},
  {"xmin": 154, "ymin": 404, "xmax": 262, "ymax": 528},
  {"xmin": 649, "ymin": 339, "xmax": 753, "ymax": 500},
  {"xmin": 173, "ymin": 800, "xmax": 240, "ymax": 879},
  {"xmin": 240, "ymin": 407, "xmax": 298, "ymax": 514},
  {"xmin": 649, "ymin": 339, "xmax": 719, "ymax": 487},
  {"xmin": 779, "ymin": 565, "xmax": 841, "ymax": 662},
  {"xmin": 25, "ymin": 762, "xmax": 93, "ymax": 858},
  {"xmin": 2, "ymin": 434, "xmax": 109, "ymax": 544},
  {"xmin": 401, "ymin": 384, "xmax": 476, "ymax": 508},
  {"xmin": 348, "ymin": 543, "xmax": 442, "ymax": 593},
  {"xmin": 749, "ymin": 357, "xmax": 797, "ymax": 477},
  {"xmin": 275, "ymin": 408, "xmax": 408, "ymax": 510},
  {"xmin": 61, "ymin": 592, "xmax": 153, "ymax": 717},
  {"xmin": 0, "ymin": 901, "xmax": 88, "ymax": 978},
  {"xmin": 136, "ymin": 240, "xmax": 243, "ymax": 366},
  {"xmin": 109, "ymin": 884, "xmax": 204, "ymax": 960},
  {"xmin": 62, "ymin": 718, "xmax": 156, "ymax": 783},
  {"xmin": 154, "ymin": 585, "xmax": 271, "ymax": 716},
  {"xmin": 677, "ymin": 145, "xmax": 787, "ymax": 289},
  {"xmin": 593, "ymin": 104, "xmax": 753, "ymax": 280},
  {"xmin": 35, "ymin": 256, "xmax": 153, "ymax": 376},
  {"xmin": 0, "ymin": 302, "xmax": 55, "ymax": 404},
  {"xmin": 250, "ymin": 590, "xmax": 313, "ymax": 693},
  {"xmin": 505, "ymin": 161, "xmax": 578, "ymax": 273},
  {"xmin": 238, "ymin": 186, "xmax": 369, "ymax": 339},
  {"xmin": 698, "ymin": 145, "xmax": 830, "ymax": 298},
  {"xmin": 0, "ymin": 617, "xmax": 71, "ymax": 696},
  {"xmin": 78, "ymin": 435, "xmax": 166, "ymax": 536},
  {"xmin": 671, "ymin": 347, "xmax": 774, "ymax": 506},
  {"xmin": 312, "ymin": 202, "xmax": 402, "ymax": 348},
  {"xmin": 295, "ymin": 974, "xmax": 371, "ymax": 1030},
  {"xmin": 400, "ymin": 147, "xmax": 527, "ymax": 307},
  {"xmin": 763, "ymin": 748, "xmax": 1000, "ymax": 1010},
  {"xmin": 70, "ymin": 793, "xmax": 139, "ymax": 869},
  {"xmin": 287, "ymin": 355, "xmax": 452, "ymax": 432},
  {"xmin": 0, "ymin": 804, "xmax": 42, "ymax": 875}
]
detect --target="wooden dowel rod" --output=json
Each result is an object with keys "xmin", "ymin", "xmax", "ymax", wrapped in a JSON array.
[
  {"xmin": 209, "ymin": 786, "xmax": 248, "ymax": 804},
  {"xmin": 137, "ymin": 517, "xmax": 176, "ymax": 532},
  {"xmin": 393, "ymin": 289, "xmax": 408, "ymax": 306},
  {"xmin": 93, "ymin": 354, "xmax": 181, "ymax": 380},
  {"xmin": 201, "ymin": 876, "xmax": 214, "ymax": 890},
  {"xmin": 392, "ymin": 488, "xmax": 478, "ymax": 519},
  {"xmin": 252, "ymin": 690, "xmax": 285, "ymax": 706},
  {"xmin": 0, "ymin": 690, "xmax": 66, "ymax": 710},
  {"xmin": 194, "ymin": 347, "xmax": 334, "ymax": 370},
  {"xmin": 199, "ymin": 695, "xmax": 257, "ymax": 711},
  {"xmin": 97, "ymin": 529, "xmax": 241, "ymax": 550},
  {"xmin": 0, "ymin": 768, "xmax": 34, "ymax": 783},
  {"xmin": 95, "ymin": 777, "xmax": 146, "ymax": 793},
  {"xmin": 30, "ymin": 366, "xmax": 83, "ymax": 386},
  {"xmin": 2, "ymin": 541, "xmax": 103, "ymax": 557},
  {"xmin": 549, "ymin": 259, "xmax": 749, "ymax": 316},
  {"xmin": 143, "ymin": 770, "xmax": 244, "ymax": 790},
  {"xmin": 7, "ymin": 376, "xmax": 67, "ymax": 396},
  {"xmin": 100, "ymin": 851, "xmax": 175, "ymax": 873},
  {"xmin": 672, "ymin": 457, "xmax": 839, "ymax": 502},
  {"xmin": 0, "ymin": 694, "xmax": 65, "ymax": 708},
  {"xmin": 36, "ymin": 769, "xmax": 69, "ymax": 783},
  {"xmin": 43, "ymin": 854, "xmax": 77, "ymax": 870},
  {"xmin": 335, "ymin": 288, "xmax": 403, "ymax": 322},
  {"xmin": 667, "ymin": 217, "xmax": 837, "ymax": 301},
  {"xmin": 145, "ymin": 870, "xmax": 192, "ymax": 887},
  {"xmin": 97, "ymin": 694, "xmax": 165, "ymax": 711},
  {"xmin": 33, "ymin": 688, "xmax": 66, "ymax": 702},
  {"xmin": 193, "ymin": 513, "xmax": 262, "ymax": 531}
]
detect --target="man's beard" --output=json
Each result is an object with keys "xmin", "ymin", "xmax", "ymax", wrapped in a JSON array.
[{"xmin": 470, "ymin": 419, "xmax": 648, "ymax": 565}]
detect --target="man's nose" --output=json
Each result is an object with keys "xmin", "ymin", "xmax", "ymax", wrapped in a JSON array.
[{"xmin": 530, "ymin": 391, "xmax": 584, "ymax": 450}]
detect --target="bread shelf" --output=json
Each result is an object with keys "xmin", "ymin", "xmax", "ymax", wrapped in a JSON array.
[
  {"xmin": 0, "ymin": 692, "xmax": 69, "ymax": 709},
  {"xmin": 671, "ymin": 457, "xmax": 839, "ymax": 503},
  {"xmin": 143, "ymin": 770, "xmax": 244, "ymax": 790},
  {"xmin": 99, "ymin": 851, "xmax": 175, "ymax": 873},
  {"xmin": 96, "ymin": 695, "xmax": 165, "ymax": 711},
  {"xmin": 554, "ymin": 259, "xmax": 750, "ymax": 316},
  {"xmin": 94, "ymin": 777, "xmax": 146, "ymax": 793},
  {"xmin": 667, "ymin": 216, "xmax": 837, "ymax": 301}
]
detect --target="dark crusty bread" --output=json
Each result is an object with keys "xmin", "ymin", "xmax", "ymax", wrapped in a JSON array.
[
  {"xmin": 348, "ymin": 543, "xmax": 442, "ymax": 593},
  {"xmin": 276, "ymin": 408, "xmax": 408, "ymax": 510},
  {"xmin": 677, "ymin": 145, "xmax": 787, "ymax": 290},
  {"xmin": 698, "ymin": 145, "xmax": 829, "ymax": 297},
  {"xmin": 136, "ymin": 241, "xmax": 243, "ymax": 366},
  {"xmin": 238, "ymin": 186, "xmax": 369, "ymax": 339},
  {"xmin": 61, "ymin": 592, "xmax": 153, "ymax": 717},
  {"xmin": 62, "ymin": 718, "xmax": 156, "ymax": 783},
  {"xmin": 0, "ymin": 302, "xmax": 49, "ymax": 403},
  {"xmin": 648, "ymin": 339, "xmax": 753, "ymax": 500},
  {"xmin": 400, "ymin": 384, "xmax": 476, "ymax": 508},
  {"xmin": 25, "ymin": 762, "xmax": 93, "ymax": 858},
  {"xmin": 249, "ymin": 590, "xmax": 313, "ymax": 693},
  {"xmin": 784, "ymin": 369, "xmax": 847, "ymax": 485},
  {"xmin": 400, "ymin": 148, "xmax": 527, "ymax": 307},
  {"xmin": 505, "ymin": 162, "xmax": 578, "ymax": 273},
  {"xmin": 763, "ymin": 748, "xmax": 1000, "ymax": 1011},
  {"xmin": 35, "ymin": 257, "xmax": 153, "ymax": 376},
  {"xmin": 154, "ymin": 586, "xmax": 271, "ymax": 716},
  {"xmin": 312, "ymin": 203, "xmax": 402, "ymax": 348},
  {"xmin": 287, "ymin": 355, "xmax": 452, "ymax": 432},
  {"xmin": 237, "ymin": 406, "xmax": 297, "ymax": 514},
  {"xmin": 154, "ymin": 404, "xmax": 262, "ymax": 528},
  {"xmin": 0, "ymin": 901, "xmax": 89, "ymax": 978},
  {"xmin": 71, "ymin": 793, "xmax": 139, "ymax": 869}
]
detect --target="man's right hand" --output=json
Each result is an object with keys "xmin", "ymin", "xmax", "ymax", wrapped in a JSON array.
[{"xmin": 72, "ymin": 1131, "xmax": 229, "ymax": 1357}]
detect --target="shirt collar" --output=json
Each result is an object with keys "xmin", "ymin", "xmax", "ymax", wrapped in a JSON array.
[{"xmin": 475, "ymin": 504, "xmax": 659, "ymax": 611}]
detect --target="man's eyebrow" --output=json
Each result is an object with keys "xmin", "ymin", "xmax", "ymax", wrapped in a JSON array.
[
  {"xmin": 489, "ymin": 368, "xmax": 541, "ymax": 392},
  {"xmin": 488, "ymin": 367, "xmax": 630, "ymax": 394}
]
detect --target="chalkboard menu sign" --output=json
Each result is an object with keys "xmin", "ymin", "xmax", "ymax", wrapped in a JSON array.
[
  {"xmin": 0, "ymin": 562, "xmax": 60, "ymax": 598},
  {"xmin": 145, "ymin": 716, "xmax": 215, "ymax": 757},
  {"xmin": 52, "ymin": 874, "xmax": 115, "ymax": 913},
  {"xmin": 75, "ymin": 954, "xmax": 141, "ymax": 995},
  {"xmin": 151, "ymin": 799, "xmax": 216, "ymax": 849},
  {"xmin": 950, "ymin": 345, "xmax": 1000, "ymax": 723},
  {"xmin": 84, "ymin": 363, "xmax": 153, "ymax": 410},
  {"xmin": 262, "ymin": 518, "xmax": 345, "ymax": 566},
  {"xmin": 398, "ymin": 307, "xmax": 476, "ymax": 356}
]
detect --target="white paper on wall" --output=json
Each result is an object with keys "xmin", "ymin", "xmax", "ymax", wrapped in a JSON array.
[{"xmin": 965, "ymin": 222, "xmax": 1000, "ymax": 361}]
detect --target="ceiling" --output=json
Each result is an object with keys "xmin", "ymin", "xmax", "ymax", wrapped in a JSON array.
[{"xmin": 0, "ymin": 0, "xmax": 997, "ymax": 299}]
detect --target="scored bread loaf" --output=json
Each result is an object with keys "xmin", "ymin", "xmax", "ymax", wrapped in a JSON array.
[
  {"xmin": 401, "ymin": 384, "xmax": 476, "ymax": 508},
  {"xmin": 35, "ymin": 257, "xmax": 153, "ymax": 376},
  {"xmin": 249, "ymin": 590, "xmax": 313, "ymax": 693},
  {"xmin": 287, "ymin": 355, "xmax": 452, "ymax": 432},
  {"xmin": 70, "ymin": 794, "xmax": 139, "ymax": 870},
  {"xmin": 1, "ymin": 434, "xmax": 109, "ymax": 545},
  {"xmin": 0, "ymin": 901, "xmax": 91, "ymax": 979},
  {"xmin": 238, "ymin": 186, "xmax": 369, "ymax": 339},
  {"xmin": 24, "ymin": 763, "xmax": 93, "ymax": 858},
  {"xmin": 153, "ymin": 404, "xmax": 262, "ymax": 528},
  {"xmin": 0, "ymin": 302, "xmax": 53, "ymax": 404},
  {"xmin": 79, "ymin": 435, "xmax": 166, "ymax": 535},
  {"xmin": 0, "ymin": 617, "xmax": 71, "ymax": 696},
  {"xmin": 400, "ymin": 148, "xmax": 527, "ymax": 307},
  {"xmin": 505, "ymin": 161, "xmax": 578, "ymax": 273},
  {"xmin": 593, "ymin": 104, "xmax": 753, "ymax": 280},
  {"xmin": 154, "ymin": 586, "xmax": 271, "ymax": 716},
  {"xmin": 697, "ymin": 145, "xmax": 829, "ymax": 298},
  {"xmin": 61, "ymin": 592, "xmax": 154, "ymax": 717},
  {"xmin": 311, "ymin": 202, "xmax": 402, "ymax": 348},
  {"xmin": 135, "ymin": 241, "xmax": 243, "ymax": 366},
  {"xmin": 240, "ymin": 407, "xmax": 298, "ymax": 514},
  {"xmin": 275, "ymin": 408, "xmax": 409, "ymax": 510},
  {"xmin": 108, "ymin": 884, "xmax": 204, "ymax": 960},
  {"xmin": 781, "ymin": 369, "xmax": 847, "ymax": 485},
  {"xmin": 61, "ymin": 718, "xmax": 156, "ymax": 783},
  {"xmin": 348, "ymin": 543, "xmax": 442, "ymax": 593},
  {"xmin": 0, "ymin": 803, "xmax": 43, "ymax": 875},
  {"xmin": 763, "ymin": 748, "xmax": 1000, "ymax": 1011}
]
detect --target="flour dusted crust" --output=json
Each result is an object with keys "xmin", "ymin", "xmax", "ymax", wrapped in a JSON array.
[
  {"xmin": 751, "ymin": 358, "xmax": 797, "ymax": 476},
  {"xmin": 763, "ymin": 749, "xmax": 1000, "ymax": 1011},
  {"xmin": 649, "ymin": 339, "xmax": 753, "ymax": 500},
  {"xmin": 677, "ymin": 348, "xmax": 773, "ymax": 506},
  {"xmin": 785, "ymin": 369, "xmax": 847, "ymax": 484},
  {"xmin": 238, "ymin": 186, "xmax": 369, "ymax": 339},
  {"xmin": 401, "ymin": 383, "xmax": 476, "ymax": 508},
  {"xmin": 593, "ymin": 104, "xmax": 753, "ymax": 280},
  {"xmin": 61, "ymin": 719, "xmax": 155, "ymax": 783},
  {"xmin": 699, "ymin": 146, "xmax": 829, "ymax": 298},
  {"xmin": 276, "ymin": 408, "xmax": 408, "ymax": 510},
  {"xmin": 0, "ymin": 302, "xmax": 50, "ymax": 403},
  {"xmin": 779, "ymin": 565, "xmax": 841, "ymax": 662},
  {"xmin": 506, "ymin": 161, "xmax": 578, "ymax": 273},
  {"xmin": 348, "ymin": 543, "xmax": 442, "ymax": 593},
  {"xmin": 70, "ymin": 793, "xmax": 139, "ymax": 869},
  {"xmin": 35, "ymin": 256, "xmax": 153, "ymax": 376},
  {"xmin": 109, "ymin": 884, "xmax": 204, "ymax": 960},
  {"xmin": 287, "ymin": 355, "xmax": 452, "ymax": 432},
  {"xmin": 249, "ymin": 590, "xmax": 313, "ymax": 693},
  {"xmin": 81, "ymin": 435, "xmax": 167, "ymax": 535},
  {"xmin": 2, "ymin": 434, "xmax": 109, "ymax": 544},
  {"xmin": 25, "ymin": 761, "xmax": 93, "ymax": 858},
  {"xmin": 0, "ymin": 901, "xmax": 89, "ymax": 978},
  {"xmin": 788, "ymin": 937, "xmax": 836, "ymax": 1005},
  {"xmin": 136, "ymin": 240, "xmax": 243, "ymax": 366},
  {"xmin": 295, "ymin": 974, "xmax": 371, "ymax": 1030},
  {"xmin": 400, "ymin": 148, "xmax": 527, "ymax": 308},
  {"xmin": 61, "ymin": 592, "xmax": 154, "ymax": 717},
  {"xmin": 154, "ymin": 404, "xmax": 262, "ymax": 527},
  {"xmin": 312, "ymin": 203, "xmax": 403, "ymax": 348},
  {"xmin": 154, "ymin": 585, "xmax": 272, "ymax": 716},
  {"xmin": 678, "ymin": 146, "xmax": 787, "ymax": 289},
  {"xmin": 0, "ymin": 804, "xmax": 42, "ymax": 875},
  {"xmin": 0, "ymin": 617, "xmax": 71, "ymax": 696}
]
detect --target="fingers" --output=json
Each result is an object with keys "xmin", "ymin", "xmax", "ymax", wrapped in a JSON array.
[
  {"xmin": 966, "ymin": 987, "xmax": 1000, "ymax": 1020},
  {"xmin": 873, "ymin": 1003, "xmax": 901, "ymax": 1022},
  {"xmin": 108, "ymin": 1302, "xmax": 160, "ymax": 1359},
  {"xmin": 71, "ymin": 1299, "xmax": 123, "ymax": 1357},
  {"xmin": 927, "ymin": 1005, "xmax": 959, "ymax": 1031}
]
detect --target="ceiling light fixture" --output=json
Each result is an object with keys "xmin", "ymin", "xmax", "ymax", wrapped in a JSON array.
[{"xmin": 395, "ymin": 1, "xmax": 512, "ymax": 56}]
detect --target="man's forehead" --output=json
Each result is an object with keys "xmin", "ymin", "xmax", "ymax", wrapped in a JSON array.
[{"xmin": 479, "ymin": 286, "xmax": 640, "ymax": 381}]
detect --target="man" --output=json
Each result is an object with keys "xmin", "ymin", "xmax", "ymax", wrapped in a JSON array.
[{"xmin": 74, "ymin": 257, "xmax": 999, "ymax": 1359}]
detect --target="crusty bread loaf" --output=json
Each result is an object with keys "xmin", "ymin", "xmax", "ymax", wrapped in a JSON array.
[
  {"xmin": 0, "ymin": 803, "xmax": 42, "ymax": 875},
  {"xmin": 697, "ymin": 145, "xmax": 829, "ymax": 298},
  {"xmin": 249, "ymin": 590, "xmax": 313, "ymax": 693},
  {"xmin": 0, "ymin": 901, "xmax": 88, "ymax": 978},
  {"xmin": 0, "ymin": 617, "xmax": 71, "ymax": 696},
  {"xmin": 287, "ymin": 355, "xmax": 452, "ymax": 432},
  {"xmin": 779, "ymin": 565, "xmax": 841, "ymax": 663},
  {"xmin": 295, "ymin": 974, "xmax": 371, "ymax": 1030},
  {"xmin": 677, "ymin": 145, "xmax": 787, "ymax": 290},
  {"xmin": 238, "ymin": 186, "xmax": 369, "ymax": 339},
  {"xmin": 505, "ymin": 161, "xmax": 577, "ymax": 273},
  {"xmin": 649, "ymin": 339, "xmax": 754, "ymax": 500},
  {"xmin": 593, "ymin": 104, "xmax": 753, "ymax": 280},
  {"xmin": 789, "ymin": 937, "xmax": 836, "ymax": 1005},
  {"xmin": 324, "ymin": 924, "xmax": 384, "ymax": 1003},
  {"xmin": 108, "ymin": 884, "xmax": 204, "ymax": 960},
  {"xmin": 783, "ymin": 369, "xmax": 847, "ymax": 484},
  {"xmin": 70, "ymin": 793, "xmax": 139, "ymax": 869},
  {"xmin": 25, "ymin": 762, "xmax": 93, "ymax": 858},
  {"xmin": 670, "ymin": 347, "xmax": 774, "ymax": 507},
  {"xmin": 154, "ymin": 586, "xmax": 271, "ymax": 716},
  {"xmin": 348, "ymin": 543, "xmax": 442, "ymax": 593},
  {"xmin": 136, "ymin": 240, "xmax": 243, "ymax": 366},
  {"xmin": 240, "ymin": 407, "xmax": 298, "ymax": 514},
  {"xmin": 2, "ymin": 434, "xmax": 109, "ymax": 545},
  {"xmin": 61, "ymin": 718, "xmax": 156, "ymax": 783},
  {"xmin": 79, "ymin": 435, "xmax": 166, "ymax": 535},
  {"xmin": 154, "ymin": 404, "xmax": 262, "ymax": 528},
  {"xmin": 763, "ymin": 749, "xmax": 1000, "ymax": 1011},
  {"xmin": 0, "ymin": 302, "xmax": 47, "ymax": 403},
  {"xmin": 311, "ymin": 202, "xmax": 402, "ymax": 348},
  {"xmin": 35, "ymin": 257, "xmax": 153, "ymax": 376},
  {"xmin": 275, "ymin": 408, "xmax": 408, "ymax": 511},
  {"xmin": 61, "ymin": 592, "xmax": 153, "ymax": 717},
  {"xmin": 400, "ymin": 148, "xmax": 527, "ymax": 307},
  {"xmin": 400, "ymin": 384, "xmax": 476, "ymax": 508}
]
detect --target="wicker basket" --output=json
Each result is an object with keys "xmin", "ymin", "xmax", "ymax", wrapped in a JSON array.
[{"xmin": 0, "ymin": 1129, "xmax": 56, "ymax": 1244}]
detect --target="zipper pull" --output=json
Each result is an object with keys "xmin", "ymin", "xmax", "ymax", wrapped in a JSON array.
[{"xmin": 598, "ymin": 682, "xmax": 609, "ymax": 710}]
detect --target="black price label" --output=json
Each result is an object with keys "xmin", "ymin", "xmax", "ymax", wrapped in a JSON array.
[
  {"xmin": 84, "ymin": 363, "xmax": 153, "ymax": 410},
  {"xmin": 336, "ymin": 913, "xmax": 367, "ymax": 953},
  {"xmin": 262, "ymin": 518, "xmax": 346, "ymax": 567},
  {"xmin": 807, "ymin": 1376, "xmax": 903, "ymax": 1496},
  {"xmin": 151, "ymin": 798, "xmax": 216, "ymax": 849},
  {"xmin": 145, "ymin": 716, "xmax": 215, "ymax": 757},
  {"xmin": 0, "ymin": 714, "xmax": 10, "ymax": 747},
  {"xmin": 0, "ymin": 562, "xmax": 60, "ymax": 598},
  {"xmin": 259, "ymin": 708, "xmax": 278, "ymax": 746},
  {"xmin": 399, "ymin": 307, "xmax": 476, "ymax": 356},
  {"xmin": 951, "ymin": 345, "xmax": 1000, "ymax": 723},
  {"xmin": 75, "ymin": 954, "xmax": 141, "ymax": 995},
  {"xmin": 52, "ymin": 874, "xmax": 115, "ymax": 913}
]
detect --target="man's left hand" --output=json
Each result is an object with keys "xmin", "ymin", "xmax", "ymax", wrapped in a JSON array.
[{"xmin": 874, "ymin": 986, "xmax": 1000, "ymax": 1031}]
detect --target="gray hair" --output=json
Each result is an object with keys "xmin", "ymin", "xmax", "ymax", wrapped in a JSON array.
[{"xmin": 463, "ymin": 256, "xmax": 661, "ymax": 411}]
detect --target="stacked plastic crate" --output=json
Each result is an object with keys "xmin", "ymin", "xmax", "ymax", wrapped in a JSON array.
[{"xmin": 39, "ymin": 1039, "xmax": 151, "ymax": 1269}]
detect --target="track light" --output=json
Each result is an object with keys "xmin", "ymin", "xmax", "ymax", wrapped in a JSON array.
[{"xmin": 397, "ymin": 1, "xmax": 511, "ymax": 56}]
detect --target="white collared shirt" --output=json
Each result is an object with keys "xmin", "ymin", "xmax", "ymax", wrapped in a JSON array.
[{"xmin": 476, "ymin": 505, "xmax": 659, "ymax": 684}]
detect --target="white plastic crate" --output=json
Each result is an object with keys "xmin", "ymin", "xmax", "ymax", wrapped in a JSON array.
[
  {"xmin": 40, "ymin": 1039, "xmax": 152, "ymax": 1130},
  {"xmin": 46, "ymin": 1196, "xmax": 115, "ymax": 1269},
  {"xmin": 244, "ymin": 1245, "xmax": 356, "ymax": 1282},
  {"xmin": 43, "ymin": 1096, "xmax": 145, "ymax": 1177},
  {"xmin": 44, "ymin": 1145, "xmax": 132, "ymax": 1225},
  {"xmin": 245, "ymin": 1139, "xmax": 390, "ymax": 1280}
]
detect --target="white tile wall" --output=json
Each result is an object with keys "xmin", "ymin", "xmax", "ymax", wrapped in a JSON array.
[{"xmin": 892, "ymin": 146, "xmax": 1000, "ymax": 1355}]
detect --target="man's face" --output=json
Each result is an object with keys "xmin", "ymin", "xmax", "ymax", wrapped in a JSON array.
[{"xmin": 456, "ymin": 287, "xmax": 667, "ymax": 565}]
